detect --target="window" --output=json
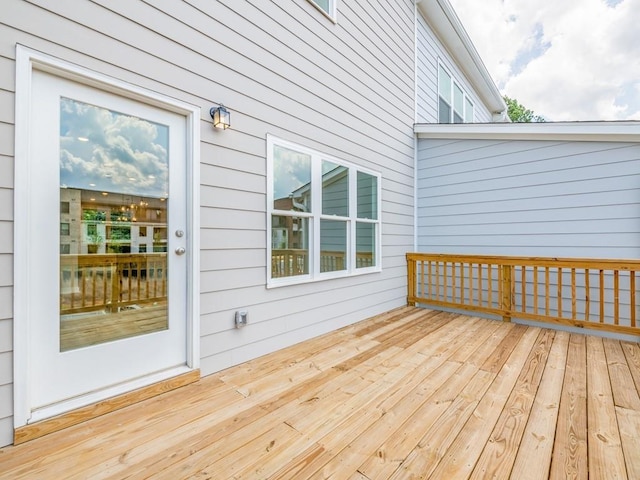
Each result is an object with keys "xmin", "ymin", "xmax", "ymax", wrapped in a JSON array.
[
  {"xmin": 60, "ymin": 201, "xmax": 70, "ymax": 214},
  {"xmin": 60, "ymin": 222, "xmax": 70, "ymax": 236},
  {"xmin": 438, "ymin": 63, "xmax": 475, "ymax": 123},
  {"xmin": 267, "ymin": 136, "xmax": 381, "ymax": 286},
  {"xmin": 308, "ymin": 0, "xmax": 337, "ymax": 20}
]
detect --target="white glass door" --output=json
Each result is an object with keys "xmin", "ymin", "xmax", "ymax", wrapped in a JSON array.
[{"xmin": 26, "ymin": 70, "xmax": 189, "ymax": 418}]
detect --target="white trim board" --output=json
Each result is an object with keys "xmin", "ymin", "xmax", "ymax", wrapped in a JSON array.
[
  {"xmin": 415, "ymin": 121, "xmax": 640, "ymax": 142},
  {"xmin": 13, "ymin": 45, "xmax": 201, "ymax": 428}
]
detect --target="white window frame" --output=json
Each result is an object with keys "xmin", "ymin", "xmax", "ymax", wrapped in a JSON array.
[
  {"xmin": 266, "ymin": 135, "xmax": 381, "ymax": 288},
  {"xmin": 307, "ymin": 0, "xmax": 338, "ymax": 22},
  {"xmin": 438, "ymin": 62, "xmax": 475, "ymax": 124}
]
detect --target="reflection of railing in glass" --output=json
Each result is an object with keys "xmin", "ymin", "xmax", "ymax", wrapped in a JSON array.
[
  {"xmin": 271, "ymin": 250, "xmax": 374, "ymax": 278},
  {"xmin": 60, "ymin": 253, "xmax": 167, "ymax": 314}
]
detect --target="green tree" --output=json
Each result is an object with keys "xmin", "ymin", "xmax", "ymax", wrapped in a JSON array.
[{"xmin": 503, "ymin": 96, "xmax": 546, "ymax": 122}]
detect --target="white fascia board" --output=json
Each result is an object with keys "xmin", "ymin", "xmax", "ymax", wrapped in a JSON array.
[
  {"xmin": 417, "ymin": 0, "xmax": 507, "ymax": 119},
  {"xmin": 414, "ymin": 121, "xmax": 640, "ymax": 142}
]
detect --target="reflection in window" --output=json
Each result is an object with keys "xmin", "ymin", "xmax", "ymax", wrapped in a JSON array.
[
  {"xmin": 357, "ymin": 172, "xmax": 378, "ymax": 220},
  {"xmin": 309, "ymin": 0, "xmax": 336, "ymax": 17},
  {"xmin": 271, "ymin": 215, "xmax": 309, "ymax": 278},
  {"xmin": 320, "ymin": 219, "xmax": 347, "ymax": 272},
  {"xmin": 58, "ymin": 97, "xmax": 171, "ymax": 350},
  {"xmin": 438, "ymin": 63, "xmax": 475, "ymax": 124},
  {"xmin": 322, "ymin": 161, "xmax": 348, "ymax": 217},
  {"xmin": 268, "ymin": 136, "xmax": 381, "ymax": 284},
  {"xmin": 273, "ymin": 145, "xmax": 311, "ymax": 212},
  {"xmin": 356, "ymin": 222, "xmax": 376, "ymax": 269}
]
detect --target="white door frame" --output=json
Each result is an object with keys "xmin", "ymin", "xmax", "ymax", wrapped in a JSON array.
[{"xmin": 13, "ymin": 45, "xmax": 200, "ymax": 427}]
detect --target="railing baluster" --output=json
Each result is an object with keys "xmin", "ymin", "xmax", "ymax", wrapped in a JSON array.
[
  {"xmin": 452, "ymin": 262, "xmax": 457, "ymax": 303},
  {"xmin": 571, "ymin": 268, "xmax": 577, "ymax": 320},
  {"xmin": 468, "ymin": 262, "xmax": 473, "ymax": 304},
  {"xmin": 545, "ymin": 267, "xmax": 550, "ymax": 316},
  {"xmin": 488, "ymin": 264, "xmax": 493, "ymax": 308},
  {"xmin": 521, "ymin": 265, "xmax": 526, "ymax": 314},
  {"xmin": 557, "ymin": 267, "xmax": 563, "ymax": 318},
  {"xmin": 443, "ymin": 261, "xmax": 448, "ymax": 302},
  {"xmin": 428, "ymin": 261, "xmax": 432, "ymax": 299},
  {"xmin": 501, "ymin": 264, "xmax": 512, "ymax": 322},
  {"xmin": 585, "ymin": 268, "xmax": 590, "ymax": 322},
  {"xmin": 478, "ymin": 263, "xmax": 482, "ymax": 306},
  {"xmin": 533, "ymin": 266, "xmax": 539, "ymax": 315},
  {"xmin": 631, "ymin": 271, "xmax": 636, "ymax": 328},
  {"xmin": 599, "ymin": 269, "xmax": 605, "ymax": 324},
  {"xmin": 461, "ymin": 261, "xmax": 465, "ymax": 305},
  {"xmin": 614, "ymin": 270, "xmax": 620, "ymax": 326}
]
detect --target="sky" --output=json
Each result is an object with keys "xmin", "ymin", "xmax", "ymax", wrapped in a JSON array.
[
  {"xmin": 449, "ymin": 0, "xmax": 640, "ymax": 121},
  {"xmin": 59, "ymin": 98, "xmax": 169, "ymax": 198}
]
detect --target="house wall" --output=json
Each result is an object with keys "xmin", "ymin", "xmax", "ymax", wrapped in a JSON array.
[
  {"xmin": 0, "ymin": 0, "xmax": 416, "ymax": 446},
  {"xmin": 416, "ymin": 138, "xmax": 640, "ymax": 257},
  {"xmin": 416, "ymin": 12, "xmax": 492, "ymax": 124}
]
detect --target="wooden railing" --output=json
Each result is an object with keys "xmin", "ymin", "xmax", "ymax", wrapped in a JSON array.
[
  {"xmin": 272, "ymin": 250, "xmax": 375, "ymax": 278},
  {"xmin": 60, "ymin": 253, "xmax": 167, "ymax": 314},
  {"xmin": 407, "ymin": 253, "xmax": 640, "ymax": 336}
]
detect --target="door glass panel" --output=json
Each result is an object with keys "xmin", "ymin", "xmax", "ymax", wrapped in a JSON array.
[{"xmin": 59, "ymin": 98, "xmax": 170, "ymax": 351}]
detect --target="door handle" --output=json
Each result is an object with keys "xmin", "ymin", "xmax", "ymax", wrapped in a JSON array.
[{"xmin": 175, "ymin": 247, "xmax": 186, "ymax": 255}]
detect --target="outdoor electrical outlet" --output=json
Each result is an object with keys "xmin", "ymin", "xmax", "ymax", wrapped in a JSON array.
[{"xmin": 235, "ymin": 311, "xmax": 248, "ymax": 328}]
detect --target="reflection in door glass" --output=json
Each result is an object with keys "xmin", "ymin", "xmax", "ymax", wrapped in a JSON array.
[{"xmin": 59, "ymin": 98, "xmax": 170, "ymax": 351}]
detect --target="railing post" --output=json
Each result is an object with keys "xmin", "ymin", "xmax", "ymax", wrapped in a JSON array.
[
  {"xmin": 407, "ymin": 254, "xmax": 416, "ymax": 306},
  {"xmin": 501, "ymin": 264, "xmax": 512, "ymax": 322}
]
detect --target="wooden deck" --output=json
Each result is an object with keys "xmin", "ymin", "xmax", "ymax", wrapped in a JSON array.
[{"xmin": 2, "ymin": 306, "xmax": 640, "ymax": 479}]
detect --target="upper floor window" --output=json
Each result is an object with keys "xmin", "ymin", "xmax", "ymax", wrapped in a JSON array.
[
  {"xmin": 267, "ymin": 136, "xmax": 381, "ymax": 287},
  {"xmin": 308, "ymin": 0, "xmax": 337, "ymax": 20},
  {"xmin": 438, "ymin": 64, "xmax": 474, "ymax": 123}
]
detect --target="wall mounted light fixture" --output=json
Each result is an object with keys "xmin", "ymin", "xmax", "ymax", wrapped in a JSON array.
[{"xmin": 210, "ymin": 104, "xmax": 231, "ymax": 129}]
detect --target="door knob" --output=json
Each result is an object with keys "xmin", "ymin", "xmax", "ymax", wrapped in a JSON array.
[{"xmin": 175, "ymin": 247, "xmax": 186, "ymax": 255}]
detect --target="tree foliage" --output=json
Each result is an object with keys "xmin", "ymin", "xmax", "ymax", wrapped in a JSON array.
[{"xmin": 504, "ymin": 96, "xmax": 546, "ymax": 122}]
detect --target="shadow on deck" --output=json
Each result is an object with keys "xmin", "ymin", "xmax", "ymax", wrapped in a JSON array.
[{"xmin": 2, "ymin": 306, "xmax": 640, "ymax": 479}]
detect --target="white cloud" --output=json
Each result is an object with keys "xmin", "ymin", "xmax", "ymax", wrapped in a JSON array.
[{"xmin": 449, "ymin": 0, "xmax": 640, "ymax": 121}]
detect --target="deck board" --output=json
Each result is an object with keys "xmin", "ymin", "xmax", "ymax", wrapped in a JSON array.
[{"xmin": 1, "ymin": 307, "xmax": 638, "ymax": 479}]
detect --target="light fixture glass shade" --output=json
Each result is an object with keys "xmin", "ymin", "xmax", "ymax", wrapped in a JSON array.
[{"xmin": 210, "ymin": 105, "xmax": 231, "ymax": 129}]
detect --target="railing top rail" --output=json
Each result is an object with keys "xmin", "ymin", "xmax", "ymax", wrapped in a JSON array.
[{"xmin": 406, "ymin": 252, "xmax": 640, "ymax": 269}]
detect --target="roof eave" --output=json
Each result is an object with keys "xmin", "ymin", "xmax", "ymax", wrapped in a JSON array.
[{"xmin": 414, "ymin": 121, "xmax": 640, "ymax": 142}]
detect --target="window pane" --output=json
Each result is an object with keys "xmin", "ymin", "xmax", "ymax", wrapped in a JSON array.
[
  {"xmin": 438, "ymin": 65, "xmax": 451, "ymax": 102},
  {"xmin": 320, "ymin": 219, "xmax": 347, "ymax": 273},
  {"xmin": 273, "ymin": 145, "xmax": 311, "ymax": 212},
  {"xmin": 453, "ymin": 112, "xmax": 463, "ymax": 124},
  {"xmin": 356, "ymin": 222, "xmax": 376, "ymax": 269},
  {"xmin": 465, "ymin": 98, "xmax": 474, "ymax": 123},
  {"xmin": 312, "ymin": 0, "xmax": 331, "ymax": 14},
  {"xmin": 271, "ymin": 215, "xmax": 309, "ymax": 278},
  {"xmin": 438, "ymin": 97, "xmax": 451, "ymax": 123},
  {"xmin": 357, "ymin": 172, "xmax": 378, "ymax": 220},
  {"xmin": 322, "ymin": 161, "xmax": 348, "ymax": 216},
  {"xmin": 454, "ymin": 83, "xmax": 464, "ymax": 116}
]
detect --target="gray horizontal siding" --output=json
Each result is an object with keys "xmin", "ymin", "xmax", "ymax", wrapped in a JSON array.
[
  {"xmin": 0, "ymin": 0, "xmax": 416, "ymax": 445},
  {"xmin": 416, "ymin": 13, "xmax": 492, "ymax": 124},
  {"xmin": 417, "ymin": 138, "xmax": 640, "ymax": 258}
]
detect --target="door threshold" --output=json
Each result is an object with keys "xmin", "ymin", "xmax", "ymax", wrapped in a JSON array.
[{"xmin": 14, "ymin": 368, "xmax": 200, "ymax": 445}]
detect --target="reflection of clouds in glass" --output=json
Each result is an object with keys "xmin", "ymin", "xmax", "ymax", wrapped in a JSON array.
[
  {"xmin": 273, "ymin": 145, "xmax": 311, "ymax": 200},
  {"xmin": 59, "ymin": 98, "xmax": 169, "ymax": 197}
]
